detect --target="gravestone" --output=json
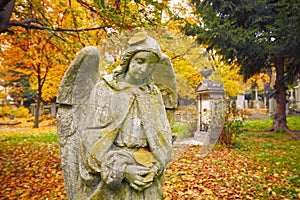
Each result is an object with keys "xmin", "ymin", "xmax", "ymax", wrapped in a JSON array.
[
  {"xmin": 253, "ymin": 87, "xmax": 261, "ymax": 108},
  {"xmin": 50, "ymin": 104, "xmax": 56, "ymax": 117},
  {"xmin": 269, "ymin": 97, "xmax": 276, "ymax": 116},
  {"xmin": 244, "ymin": 100, "xmax": 248, "ymax": 109},
  {"xmin": 295, "ymin": 79, "xmax": 300, "ymax": 110},
  {"xmin": 236, "ymin": 94, "xmax": 245, "ymax": 109},
  {"xmin": 56, "ymin": 32, "xmax": 177, "ymax": 200}
]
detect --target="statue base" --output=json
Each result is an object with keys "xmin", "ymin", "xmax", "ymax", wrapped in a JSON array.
[{"xmin": 194, "ymin": 131, "xmax": 211, "ymax": 145}]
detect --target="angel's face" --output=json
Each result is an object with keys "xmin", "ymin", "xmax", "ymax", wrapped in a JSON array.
[{"xmin": 125, "ymin": 51, "xmax": 159, "ymax": 85}]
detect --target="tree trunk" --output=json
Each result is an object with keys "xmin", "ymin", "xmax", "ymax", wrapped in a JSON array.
[
  {"xmin": 34, "ymin": 92, "xmax": 41, "ymax": 128},
  {"xmin": 265, "ymin": 65, "xmax": 272, "ymax": 109},
  {"xmin": 34, "ymin": 71, "xmax": 42, "ymax": 128},
  {"xmin": 219, "ymin": 129, "xmax": 232, "ymax": 146},
  {"xmin": 272, "ymin": 57, "xmax": 288, "ymax": 131}
]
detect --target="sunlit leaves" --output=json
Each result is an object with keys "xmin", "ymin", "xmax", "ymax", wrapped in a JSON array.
[
  {"xmin": 0, "ymin": 129, "xmax": 66, "ymax": 199},
  {"xmin": 246, "ymin": 73, "xmax": 271, "ymax": 91},
  {"xmin": 164, "ymin": 140, "xmax": 299, "ymax": 199},
  {"xmin": 217, "ymin": 61, "xmax": 246, "ymax": 97}
]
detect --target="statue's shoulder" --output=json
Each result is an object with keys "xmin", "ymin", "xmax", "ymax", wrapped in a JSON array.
[
  {"xmin": 90, "ymin": 74, "xmax": 118, "ymax": 102},
  {"xmin": 99, "ymin": 74, "xmax": 115, "ymax": 90},
  {"xmin": 102, "ymin": 74, "xmax": 114, "ymax": 84}
]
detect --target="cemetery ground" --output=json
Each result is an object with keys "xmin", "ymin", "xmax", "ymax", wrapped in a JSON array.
[{"xmin": 0, "ymin": 117, "xmax": 299, "ymax": 199}]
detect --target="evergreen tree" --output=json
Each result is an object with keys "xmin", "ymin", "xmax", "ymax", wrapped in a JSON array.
[{"xmin": 183, "ymin": 0, "xmax": 300, "ymax": 132}]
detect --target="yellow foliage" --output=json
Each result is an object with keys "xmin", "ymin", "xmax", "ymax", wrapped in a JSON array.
[
  {"xmin": 0, "ymin": 0, "xmax": 110, "ymax": 103},
  {"xmin": 246, "ymin": 73, "xmax": 271, "ymax": 90},
  {"xmin": 211, "ymin": 55, "xmax": 246, "ymax": 97}
]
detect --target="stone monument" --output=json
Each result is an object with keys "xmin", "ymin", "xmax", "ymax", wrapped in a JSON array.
[
  {"xmin": 56, "ymin": 32, "xmax": 178, "ymax": 199},
  {"xmin": 194, "ymin": 66, "xmax": 225, "ymax": 144},
  {"xmin": 294, "ymin": 79, "xmax": 300, "ymax": 111}
]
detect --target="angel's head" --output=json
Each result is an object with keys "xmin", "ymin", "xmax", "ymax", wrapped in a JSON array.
[
  {"xmin": 113, "ymin": 33, "xmax": 162, "ymax": 86},
  {"xmin": 123, "ymin": 50, "xmax": 160, "ymax": 85}
]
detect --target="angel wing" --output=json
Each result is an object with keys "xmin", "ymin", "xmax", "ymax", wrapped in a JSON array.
[
  {"xmin": 152, "ymin": 53, "xmax": 178, "ymax": 127},
  {"xmin": 56, "ymin": 46, "xmax": 100, "ymax": 199}
]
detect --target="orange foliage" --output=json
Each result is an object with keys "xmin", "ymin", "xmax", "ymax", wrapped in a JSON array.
[{"xmin": 246, "ymin": 73, "xmax": 271, "ymax": 91}]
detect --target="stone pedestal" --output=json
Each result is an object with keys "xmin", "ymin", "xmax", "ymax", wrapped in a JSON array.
[
  {"xmin": 294, "ymin": 80, "xmax": 300, "ymax": 110},
  {"xmin": 244, "ymin": 100, "xmax": 248, "ymax": 108},
  {"xmin": 269, "ymin": 97, "xmax": 276, "ymax": 116},
  {"xmin": 194, "ymin": 131, "xmax": 210, "ymax": 145}
]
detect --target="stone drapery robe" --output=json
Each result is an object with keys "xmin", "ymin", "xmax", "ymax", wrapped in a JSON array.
[{"xmin": 77, "ymin": 74, "xmax": 172, "ymax": 200}]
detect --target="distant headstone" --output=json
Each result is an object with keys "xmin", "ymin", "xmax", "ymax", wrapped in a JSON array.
[
  {"xmin": 269, "ymin": 97, "xmax": 276, "ymax": 116},
  {"xmin": 253, "ymin": 87, "xmax": 260, "ymax": 108},
  {"xmin": 295, "ymin": 80, "xmax": 300, "ymax": 110},
  {"xmin": 236, "ymin": 94, "xmax": 245, "ymax": 109},
  {"xmin": 50, "ymin": 104, "xmax": 56, "ymax": 117},
  {"xmin": 244, "ymin": 100, "xmax": 248, "ymax": 108}
]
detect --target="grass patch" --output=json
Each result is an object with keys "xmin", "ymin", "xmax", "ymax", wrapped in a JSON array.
[
  {"xmin": 236, "ymin": 117, "xmax": 300, "ymax": 182},
  {"xmin": 243, "ymin": 116, "xmax": 300, "ymax": 131},
  {"xmin": 172, "ymin": 122, "xmax": 192, "ymax": 138},
  {"xmin": 287, "ymin": 116, "xmax": 300, "ymax": 130},
  {"xmin": 0, "ymin": 131, "xmax": 58, "ymax": 146},
  {"xmin": 237, "ymin": 133, "xmax": 300, "ymax": 172},
  {"xmin": 233, "ymin": 130, "xmax": 300, "ymax": 198},
  {"xmin": 241, "ymin": 131, "xmax": 287, "ymax": 140},
  {"xmin": 243, "ymin": 119, "xmax": 273, "ymax": 130}
]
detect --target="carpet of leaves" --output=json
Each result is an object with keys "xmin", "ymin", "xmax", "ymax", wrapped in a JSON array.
[
  {"xmin": 0, "ymin": 128, "xmax": 66, "ymax": 200},
  {"xmin": 164, "ymin": 146, "xmax": 299, "ymax": 199},
  {"xmin": 0, "ymin": 128, "xmax": 299, "ymax": 199}
]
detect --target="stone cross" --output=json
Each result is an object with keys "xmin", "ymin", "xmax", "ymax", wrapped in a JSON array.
[{"xmin": 254, "ymin": 87, "xmax": 258, "ymax": 101}]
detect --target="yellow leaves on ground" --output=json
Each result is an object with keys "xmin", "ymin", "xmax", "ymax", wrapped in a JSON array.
[
  {"xmin": 1, "ymin": 127, "xmax": 299, "ymax": 199},
  {"xmin": 164, "ymin": 144, "xmax": 299, "ymax": 199},
  {"xmin": 0, "ymin": 139, "xmax": 66, "ymax": 199},
  {"xmin": 0, "ymin": 117, "xmax": 56, "ymax": 131},
  {"xmin": 0, "ymin": 127, "xmax": 56, "ymax": 136}
]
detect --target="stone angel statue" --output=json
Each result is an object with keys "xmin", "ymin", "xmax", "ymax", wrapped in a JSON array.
[{"xmin": 56, "ymin": 32, "xmax": 178, "ymax": 200}]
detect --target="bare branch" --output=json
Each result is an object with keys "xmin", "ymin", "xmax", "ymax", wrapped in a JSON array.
[
  {"xmin": 7, "ymin": 20, "xmax": 109, "ymax": 32},
  {"xmin": 76, "ymin": 0, "xmax": 97, "ymax": 13},
  {"xmin": 0, "ymin": 0, "xmax": 16, "ymax": 33},
  {"xmin": 69, "ymin": 3, "xmax": 85, "ymax": 47}
]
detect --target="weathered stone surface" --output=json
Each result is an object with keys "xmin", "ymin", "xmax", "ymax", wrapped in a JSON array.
[{"xmin": 57, "ymin": 32, "xmax": 177, "ymax": 200}]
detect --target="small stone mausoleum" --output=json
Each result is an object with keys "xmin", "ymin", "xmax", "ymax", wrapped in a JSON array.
[{"xmin": 194, "ymin": 67, "xmax": 225, "ymax": 144}]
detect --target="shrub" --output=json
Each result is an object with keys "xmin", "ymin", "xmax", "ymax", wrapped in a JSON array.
[
  {"xmin": 0, "ymin": 106, "xmax": 29, "ymax": 118},
  {"xmin": 219, "ymin": 101, "xmax": 244, "ymax": 146},
  {"xmin": 0, "ymin": 106, "xmax": 14, "ymax": 117},
  {"xmin": 173, "ymin": 122, "xmax": 191, "ymax": 138},
  {"xmin": 12, "ymin": 106, "xmax": 30, "ymax": 118}
]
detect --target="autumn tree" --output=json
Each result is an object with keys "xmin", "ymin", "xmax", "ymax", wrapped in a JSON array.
[
  {"xmin": 0, "ymin": 0, "xmax": 98, "ymax": 127},
  {"xmin": 0, "ymin": 0, "xmax": 171, "ymax": 34},
  {"xmin": 0, "ymin": 62, "xmax": 22, "ymax": 105},
  {"xmin": 1, "ymin": 0, "xmax": 174, "ymax": 127},
  {"xmin": 183, "ymin": 0, "xmax": 300, "ymax": 133}
]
